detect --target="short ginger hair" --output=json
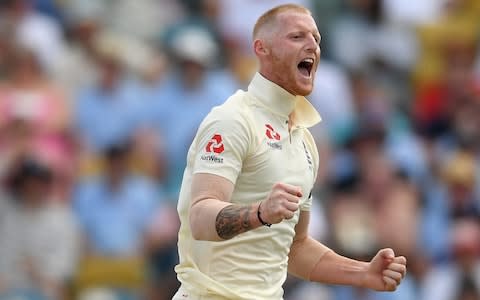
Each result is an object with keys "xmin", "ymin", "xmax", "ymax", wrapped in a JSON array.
[{"xmin": 252, "ymin": 4, "xmax": 312, "ymax": 40}]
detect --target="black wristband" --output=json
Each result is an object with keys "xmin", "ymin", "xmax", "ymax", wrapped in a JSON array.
[{"xmin": 257, "ymin": 202, "xmax": 272, "ymax": 227}]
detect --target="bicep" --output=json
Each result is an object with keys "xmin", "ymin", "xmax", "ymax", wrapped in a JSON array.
[
  {"xmin": 191, "ymin": 173, "xmax": 235, "ymax": 207},
  {"xmin": 188, "ymin": 109, "xmax": 254, "ymax": 240},
  {"xmin": 189, "ymin": 173, "xmax": 235, "ymax": 241}
]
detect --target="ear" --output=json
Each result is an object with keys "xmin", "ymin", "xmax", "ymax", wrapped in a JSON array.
[{"xmin": 253, "ymin": 39, "xmax": 270, "ymax": 57}]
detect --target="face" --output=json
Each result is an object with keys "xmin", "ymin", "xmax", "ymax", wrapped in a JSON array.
[{"xmin": 259, "ymin": 11, "xmax": 321, "ymax": 96}]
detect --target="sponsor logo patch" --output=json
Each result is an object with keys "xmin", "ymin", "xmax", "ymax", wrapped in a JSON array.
[
  {"xmin": 205, "ymin": 134, "xmax": 224, "ymax": 154},
  {"xmin": 265, "ymin": 124, "xmax": 282, "ymax": 150},
  {"xmin": 202, "ymin": 134, "xmax": 225, "ymax": 163}
]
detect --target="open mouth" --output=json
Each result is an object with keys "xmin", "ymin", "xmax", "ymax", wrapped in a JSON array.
[{"xmin": 297, "ymin": 58, "xmax": 314, "ymax": 77}]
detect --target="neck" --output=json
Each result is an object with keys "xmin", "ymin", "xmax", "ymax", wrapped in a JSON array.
[{"xmin": 258, "ymin": 68, "xmax": 296, "ymax": 96}]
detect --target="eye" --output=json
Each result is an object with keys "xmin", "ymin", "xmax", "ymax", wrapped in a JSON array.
[{"xmin": 290, "ymin": 33, "xmax": 303, "ymax": 40}]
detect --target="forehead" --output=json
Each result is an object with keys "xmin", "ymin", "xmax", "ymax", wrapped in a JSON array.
[{"xmin": 276, "ymin": 11, "xmax": 319, "ymax": 33}]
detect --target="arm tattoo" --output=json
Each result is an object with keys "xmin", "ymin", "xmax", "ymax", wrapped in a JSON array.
[{"xmin": 215, "ymin": 205, "xmax": 252, "ymax": 240}]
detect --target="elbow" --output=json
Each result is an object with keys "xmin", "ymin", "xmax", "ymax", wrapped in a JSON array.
[
  {"xmin": 189, "ymin": 209, "xmax": 202, "ymax": 240},
  {"xmin": 189, "ymin": 197, "xmax": 226, "ymax": 242},
  {"xmin": 189, "ymin": 205, "xmax": 210, "ymax": 241},
  {"xmin": 191, "ymin": 229, "xmax": 202, "ymax": 241}
]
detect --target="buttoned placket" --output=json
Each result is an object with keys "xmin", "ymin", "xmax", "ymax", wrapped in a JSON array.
[
  {"xmin": 285, "ymin": 119, "xmax": 292, "ymax": 144},
  {"xmin": 287, "ymin": 118, "xmax": 304, "ymax": 144}
]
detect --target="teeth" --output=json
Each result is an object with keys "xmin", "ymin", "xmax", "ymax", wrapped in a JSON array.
[{"xmin": 303, "ymin": 58, "xmax": 314, "ymax": 64}]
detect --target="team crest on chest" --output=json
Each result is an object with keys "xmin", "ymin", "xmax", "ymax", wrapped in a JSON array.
[{"xmin": 265, "ymin": 124, "xmax": 282, "ymax": 150}]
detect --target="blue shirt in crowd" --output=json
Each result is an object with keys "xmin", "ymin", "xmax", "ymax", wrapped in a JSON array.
[
  {"xmin": 73, "ymin": 175, "xmax": 159, "ymax": 256},
  {"xmin": 75, "ymin": 79, "xmax": 146, "ymax": 152}
]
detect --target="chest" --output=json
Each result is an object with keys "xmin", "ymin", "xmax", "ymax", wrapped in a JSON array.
[
  {"xmin": 236, "ymin": 114, "xmax": 316, "ymax": 204},
  {"xmin": 3, "ymin": 210, "xmax": 60, "ymax": 255}
]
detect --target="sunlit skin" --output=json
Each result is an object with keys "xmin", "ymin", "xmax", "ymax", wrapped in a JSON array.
[{"xmin": 254, "ymin": 11, "xmax": 321, "ymax": 96}]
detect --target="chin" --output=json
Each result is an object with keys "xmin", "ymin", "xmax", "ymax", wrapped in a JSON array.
[
  {"xmin": 292, "ymin": 74, "xmax": 315, "ymax": 96},
  {"xmin": 293, "ymin": 83, "xmax": 314, "ymax": 96},
  {"xmin": 298, "ymin": 88, "xmax": 313, "ymax": 96}
]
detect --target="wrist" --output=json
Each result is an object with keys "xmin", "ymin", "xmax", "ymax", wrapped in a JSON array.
[
  {"xmin": 257, "ymin": 201, "xmax": 272, "ymax": 227},
  {"xmin": 358, "ymin": 261, "xmax": 372, "ymax": 289}
]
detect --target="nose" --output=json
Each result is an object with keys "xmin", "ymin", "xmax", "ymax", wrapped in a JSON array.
[{"xmin": 305, "ymin": 35, "xmax": 319, "ymax": 54}]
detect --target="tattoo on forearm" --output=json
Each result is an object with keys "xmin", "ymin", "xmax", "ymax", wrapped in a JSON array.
[{"xmin": 215, "ymin": 205, "xmax": 252, "ymax": 240}]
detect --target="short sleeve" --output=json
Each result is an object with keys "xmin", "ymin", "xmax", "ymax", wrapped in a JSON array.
[
  {"xmin": 191, "ymin": 109, "xmax": 252, "ymax": 185},
  {"xmin": 300, "ymin": 192, "xmax": 313, "ymax": 211}
]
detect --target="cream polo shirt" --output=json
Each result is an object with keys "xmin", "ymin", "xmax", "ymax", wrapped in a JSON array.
[{"xmin": 175, "ymin": 73, "xmax": 322, "ymax": 300}]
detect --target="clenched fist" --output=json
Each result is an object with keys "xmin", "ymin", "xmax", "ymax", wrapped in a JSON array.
[
  {"xmin": 363, "ymin": 248, "xmax": 407, "ymax": 291},
  {"xmin": 259, "ymin": 182, "xmax": 303, "ymax": 224}
]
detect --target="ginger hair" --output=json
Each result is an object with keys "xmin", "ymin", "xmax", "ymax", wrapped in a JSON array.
[{"xmin": 252, "ymin": 4, "xmax": 312, "ymax": 40}]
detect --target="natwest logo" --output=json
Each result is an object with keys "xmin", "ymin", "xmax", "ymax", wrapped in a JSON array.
[
  {"xmin": 265, "ymin": 124, "xmax": 281, "ymax": 140},
  {"xmin": 205, "ymin": 134, "xmax": 225, "ymax": 154}
]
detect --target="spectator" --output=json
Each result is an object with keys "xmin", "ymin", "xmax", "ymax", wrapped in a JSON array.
[
  {"xmin": 0, "ymin": 46, "xmax": 73, "ymax": 198},
  {"xmin": 151, "ymin": 25, "xmax": 237, "ymax": 198},
  {"xmin": 329, "ymin": 0, "xmax": 417, "ymax": 74},
  {"xmin": 50, "ymin": 13, "xmax": 101, "ymax": 101},
  {"xmin": 308, "ymin": 60, "xmax": 355, "ymax": 145},
  {"xmin": 74, "ymin": 142, "xmax": 161, "ymax": 257},
  {"xmin": 413, "ymin": 0, "xmax": 480, "ymax": 88},
  {"xmin": 1, "ymin": 0, "xmax": 66, "ymax": 73},
  {"xmin": 63, "ymin": 0, "xmax": 184, "ymax": 42},
  {"xmin": 420, "ymin": 218, "xmax": 480, "ymax": 300},
  {"xmin": 73, "ymin": 142, "xmax": 169, "ymax": 299},
  {"xmin": 326, "ymin": 157, "xmax": 419, "ymax": 300},
  {"xmin": 0, "ymin": 158, "xmax": 79, "ymax": 300},
  {"xmin": 422, "ymin": 151, "xmax": 479, "ymax": 261},
  {"xmin": 73, "ymin": 37, "xmax": 145, "ymax": 154}
]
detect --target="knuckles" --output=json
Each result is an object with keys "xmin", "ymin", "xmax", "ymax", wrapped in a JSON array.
[{"xmin": 266, "ymin": 182, "xmax": 302, "ymax": 222}]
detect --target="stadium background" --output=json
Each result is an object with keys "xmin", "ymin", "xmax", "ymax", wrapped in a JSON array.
[{"xmin": 0, "ymin": 0, "xmax": 479, "ymax": 299}]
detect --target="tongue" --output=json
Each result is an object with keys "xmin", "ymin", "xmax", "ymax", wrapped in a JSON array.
[{"xmin": 298, "ymin": 66, "xmax": 309, "ymax": 77}]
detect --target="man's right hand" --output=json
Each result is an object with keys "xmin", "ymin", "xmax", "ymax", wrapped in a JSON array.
[{"xmin": 260, "ymin": 182, "xmax": 303, "ymax": 224}]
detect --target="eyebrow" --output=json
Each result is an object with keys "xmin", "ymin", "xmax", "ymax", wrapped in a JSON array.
[{"xmin": 287, "ymin": 30, "xmax": 321, "ymax": 42}]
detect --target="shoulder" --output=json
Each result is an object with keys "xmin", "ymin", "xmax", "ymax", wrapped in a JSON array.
[
  {"xmin": 210, "ymin": 89, "xmax": 249, "ymax": 116},
  {"xmin": 190, "ymin": 90, "xmax": 257, "ymax": 159},
  {"xmin": 199, "ymin": 90, "xmax": 254, "ymax": 134}
]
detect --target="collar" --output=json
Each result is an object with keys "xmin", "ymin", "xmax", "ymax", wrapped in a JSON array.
[{"xmin": 247, "ymin": 72, "xmax": 321, "ymax": 128}]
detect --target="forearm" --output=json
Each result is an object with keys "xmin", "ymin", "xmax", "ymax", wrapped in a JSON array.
[
  {"xmin": 288, "ymin": 237, "xmax": 369, "ymax": 287},
  {"xmin": 190, "ymin": 199, "xmax": 263, "ymax": 241},
  {"xmin": 310, "ymin": 250, "xmax": 369, "ymax": 287}
]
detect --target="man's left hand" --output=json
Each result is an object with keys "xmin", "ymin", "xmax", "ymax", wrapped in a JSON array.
[{"xmin": 364, "ymin": 248, "xmax": 407, "ymax": 291}]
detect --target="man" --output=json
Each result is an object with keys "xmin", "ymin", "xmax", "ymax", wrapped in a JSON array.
[{"xmin": 174, "ymin": 4, "xmax": 407, "ymax": 300}]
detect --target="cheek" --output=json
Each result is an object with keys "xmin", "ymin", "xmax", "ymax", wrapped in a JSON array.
[
  {"xmin": 271, "ymin": 52, "xmax": 293, "ymax": 77},
  {"xmin": 272, "ymin": 47, "xmax": 294, "ymax": 65}
]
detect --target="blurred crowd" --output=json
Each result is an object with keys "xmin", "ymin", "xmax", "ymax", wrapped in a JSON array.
[{"xmin": 0, "ymin": 0, "xmax": 479, "ymax": 299}]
